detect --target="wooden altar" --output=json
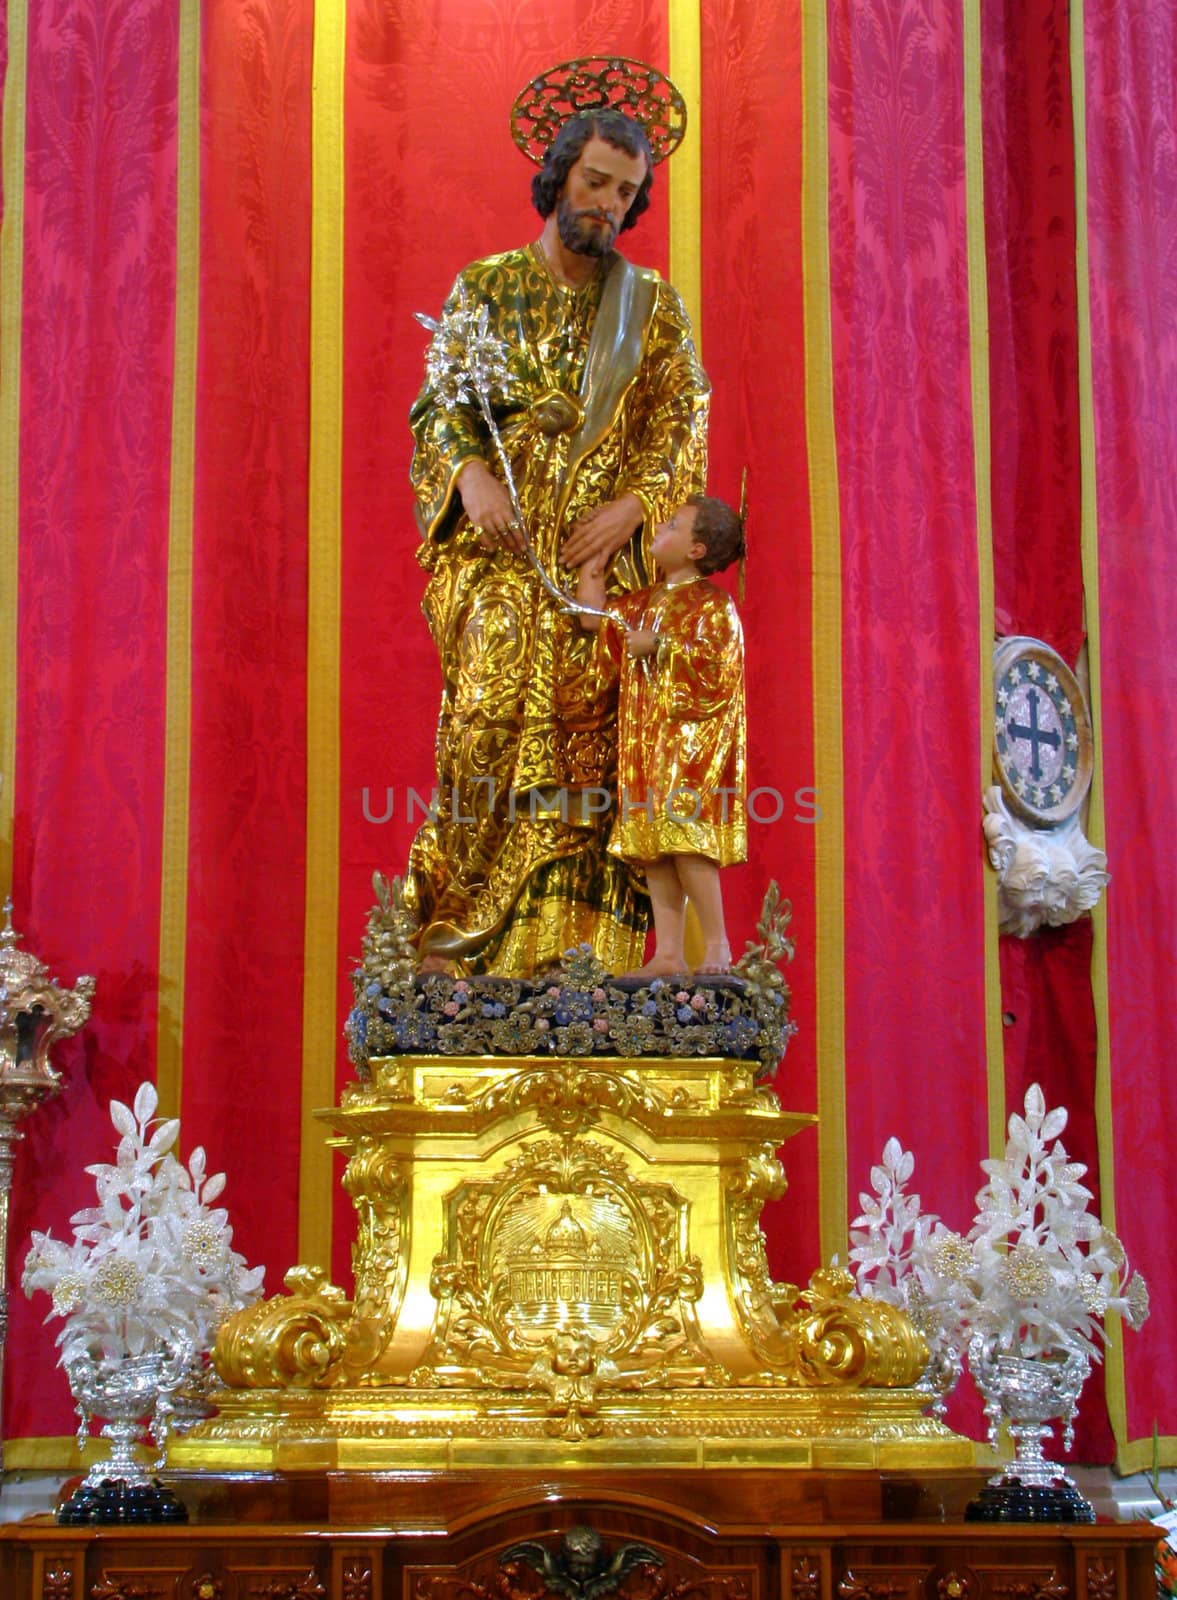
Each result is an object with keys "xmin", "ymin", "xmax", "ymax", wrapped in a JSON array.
[{"xmin": 0, "ymin": 1469, "xmax": 1160, "ymax": 1600}]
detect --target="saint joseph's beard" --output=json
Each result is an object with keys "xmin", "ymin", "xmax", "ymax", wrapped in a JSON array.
[{"xmin": 556, "ymin": 196, "xmax": 618, "ymax": 256}]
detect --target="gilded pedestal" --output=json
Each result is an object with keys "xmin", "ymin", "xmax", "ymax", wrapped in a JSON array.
[{"xmin": 172, "ymin": 1055, "xmax": 971, "ymax": 1471}]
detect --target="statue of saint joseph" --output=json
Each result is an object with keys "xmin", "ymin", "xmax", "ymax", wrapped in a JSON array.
[{"xmin": 405, "ymin": 68, "xmax": 710, "ymax": 977}]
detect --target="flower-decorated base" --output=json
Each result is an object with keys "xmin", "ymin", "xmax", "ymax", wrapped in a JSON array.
[
  {"xmin": 345, "ymin": 879, "xmax": 797, "ymax": 1082},
  {"xmin": 964, "ymin": 1476, "xmax": 1095, "ymax": 1524},
  {"xmin": 57, "ymin": 1476, "xmax": 189, "ymax": 1525},
  {"xmin": 348, "ymin": 971, "xmax": 791, "ymax": 1079}
]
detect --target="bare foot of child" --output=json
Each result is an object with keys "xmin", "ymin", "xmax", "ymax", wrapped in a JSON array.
[
  {"xmin": 418, "ymin": 953, "xmax": 458, "ymax": 977},
  {"xmin": 625, "ymin": 955, "xmax": 690, "ymax": 980},
  {"xmin": 694, "ymin": 942, "xmax": 733, "ymax": 976}
]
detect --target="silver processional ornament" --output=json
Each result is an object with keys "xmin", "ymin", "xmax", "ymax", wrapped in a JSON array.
[{"xmin": 0, "ymin": 899, "xmax": 94, "ymax": 1470}]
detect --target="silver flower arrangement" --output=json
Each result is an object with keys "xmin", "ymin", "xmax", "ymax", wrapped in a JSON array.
[
  {"xmin": 416, "ymin": 294, "xmax": 511, "ymax": 413},
  {"xmin": 22, "ymin": 1082, "xmax": 263, "ymax": 1468},
  {"xmin": 414, "ymin": 295, "xmax": 621, "ymax": 628},
  {"xmin": 846, "ymin": 1138, "xmax": 970, "ymax": 1411},
  {"xmin": 850, "ymin": 1084, "xmax": 1148, "ymax": 1435}
]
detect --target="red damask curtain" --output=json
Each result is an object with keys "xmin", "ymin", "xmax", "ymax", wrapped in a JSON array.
[
  {"xmin": 1, "ymin": 0, "xmax": 1175, "ymax": 1470},
  {"xmin": 1082, "ymin": 0, "xmax": 1177, "ymax": 1464}
]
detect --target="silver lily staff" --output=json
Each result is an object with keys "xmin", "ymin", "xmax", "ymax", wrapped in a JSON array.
[{"xmin": 415, "ymin": 297, "xmax": 627, "ymax": 629}]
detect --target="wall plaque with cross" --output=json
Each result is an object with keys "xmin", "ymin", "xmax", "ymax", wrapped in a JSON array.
[{"xmin": 992, "ymin": 637, "xmax": 1093, "ymax": 827}]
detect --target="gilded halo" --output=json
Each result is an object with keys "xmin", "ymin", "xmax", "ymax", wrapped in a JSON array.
[{"xmin": 511, "ymin": 57, "xmax": 687, "ymax": 166}]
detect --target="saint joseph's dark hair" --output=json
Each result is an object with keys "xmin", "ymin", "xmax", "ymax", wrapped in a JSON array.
[{"xmin": 531, "ymin": 111, "xmax": 654, "ymax": 231}]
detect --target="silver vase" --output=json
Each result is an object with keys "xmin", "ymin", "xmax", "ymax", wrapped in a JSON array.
[
  {"xmin": 968, "ymin": 1334, "xmax": 1089, "ymax": 1491},
  {"xmin": 914, "ymin": 1338, "xmax": 963, "ymax": 1419},
  {"xmin": 64, "ymin": 1338, "xmax": 194, "ymax": 1490},
  {"xmin": 165, "ymin": 1350, "xmax": 220, "ymax": 1434}
]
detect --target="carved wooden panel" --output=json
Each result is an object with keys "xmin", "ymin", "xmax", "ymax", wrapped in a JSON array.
[
  {"xmin": 412, "ymin": 1560, "xmax": 758, "ymax": 1600},
  {"xmin": 0, "ymin": 1498, "xmax": 1159, "ymax": 1600},
  {"xmin": 89, "ymin": 1567, "xmax": 185, "ymax": 1599},
  {"xmin": 787, "ymin": 1555, "xmax": 823, "ymax": 1600},
  {"xmin": 409, "ymin": 1523, "xmax": 759, "ymax": 1600},
  {"xmin": 1081, "ymin": 1556, "xmax": 1120, "ymax": 1600},
  {"xmin": 88, "ymin": 1580, "xmax": 166, "ymax": 1600},
  {"xmin": 837, "ymin": 1569, "xmax": 922, "ymax": 1600},
  {"xmin": 38, "ymin": 1557, "xmax": 82, "ymax": 1600},
  {"xmin": 237, "ymin": 1570, "xmax": 327, "ymax": 1600},
  {"xmin": 932, "ymin": 1567, "xmax": 977, "ymax": 1600},
  {"xmin": 340, "ymin": 1556, "xmax": 375, "ymax": 1600},
  {"xmin": 987, "ymin": 1574, "xmax": 1069, "ymax": 1600}
]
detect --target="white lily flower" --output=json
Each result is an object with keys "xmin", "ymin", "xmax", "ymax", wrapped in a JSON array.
[
  {"xmin": 22, "ymin": 1081, "xmax": 265, "ymax": 1369},
  {"xmin": 850, "ymin": 1084, "xmax": 1149, "ymax": 1377}
]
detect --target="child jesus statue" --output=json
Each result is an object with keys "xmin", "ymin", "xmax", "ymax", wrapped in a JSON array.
[{"xmin": 577, "ymin": 494, "xmax": 746, "ymax": 977}]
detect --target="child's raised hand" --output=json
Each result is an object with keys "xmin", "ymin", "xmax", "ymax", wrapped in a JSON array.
[{"xmin": 626, "ymin": 628, "xmax": 660, "ymax": 659}]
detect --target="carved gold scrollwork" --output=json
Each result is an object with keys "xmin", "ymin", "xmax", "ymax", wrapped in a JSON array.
[
  {"xmin": 792, "ymin": 1266, "xmax": 927, "ymax": 1389},
  {"xmin": 729, "ymin": 1186, "xmax": 927, "ymax": 1386},
  {"xmin": 424, "ymin": 1136, "xmax": 707, "ymax": 1406},
  {"xmin": 176, "ymin": 1048, "xmax": 975, "ymax": 1461},
  {"xmin": 373, "ymin": 1061, "xmax": 414, "ymax": 1100},
  {"xmin": 342, "ymin": 1142, "xmax": 409, "ymax": 1374},
  {"xmin": 725, "ymin": 1143, "xmax": 799, "ymax": 1359},
  {"xmin": 473, "ymin": 1065, "xmax": 668, "ymax": 1138},
  {"xmin": 213, "ymin": 1266, "xmax": 350, "ymax": 1389}
]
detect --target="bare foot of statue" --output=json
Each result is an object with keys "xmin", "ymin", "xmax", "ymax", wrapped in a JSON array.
[
  {"xmin": 694, "ymin": 942, "xmax": 733, "ymax": 976},
  {"xmin": 624, "ymin": 955, "xmax": 690, "ymax": 980},
  {"xmin": 418, "ymin": 953, "xmax": 458, "ymax": 977}
]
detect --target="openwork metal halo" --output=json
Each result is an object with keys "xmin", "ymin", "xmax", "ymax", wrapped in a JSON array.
[{"xmin": 511, "ymin": 57, "xmax": 687, "ymax": 166}]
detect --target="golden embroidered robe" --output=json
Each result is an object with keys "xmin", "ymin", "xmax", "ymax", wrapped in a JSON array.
[
  {"xmin": 407, "ymin": 244, "xmax": 709, "ymax": 974},
  {"xmin": 603, "ymin": 578, "xmax": 747, "ymax": 867}
]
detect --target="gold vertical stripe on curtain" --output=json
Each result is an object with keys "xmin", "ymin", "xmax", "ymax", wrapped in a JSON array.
[
  {"xmin": 801, "ymin": 0, "xmax": 847, "ymax": 1261},
  {"xmin": 301, "ymin": 0, "xmax": 347, "ymax": 1270},
  {"xmin": 0, "ymin": 0, "xmax": 30, "ymax": 900},
  {"xmin": 156, "ymin": 0, "xmax": 201, "ymax": 1123},
  {"xmin": 668, "ymin": 0, "xmax": 703, "ymax": 965},
  {"xmin": 1069, "ymin": 0, "xmax": 1127, "ymax": 1465},
  {"xmin": 668, "ymin": 0, "xmax": 703, "ymax": 355},
  {"xmin": 962, "ymin": 0, "xmax": 1005, "ymax": 1159}
]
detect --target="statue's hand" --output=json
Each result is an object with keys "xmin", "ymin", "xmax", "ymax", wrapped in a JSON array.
[
  {"xmin": 457, "ymin": 459, "xmax": 524, "ymax": 551},
  {"xmin": 576, "ymin": 565, "xmax": 608, "ymax": 612},
  {"xmin": 562, "ymin": 493, "xmax": 643, "ymax": 571},
  {"xmin": 626, "ymin": 629, "xmax": 659, "ymax": 659}
]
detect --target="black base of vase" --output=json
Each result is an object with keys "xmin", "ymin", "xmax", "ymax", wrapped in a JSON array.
[
  {"xmin": 57, "ymin": 1477, "xmax": 189, "ymax": 1525},
  {"xmin": 964, "ymin": 1477, "xmax": 1096, "ymax": 1523}
]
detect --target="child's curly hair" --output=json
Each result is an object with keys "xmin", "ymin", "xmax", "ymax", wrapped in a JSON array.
[{"xmin": 688, "ymin": 494, "xmax": 745, "ymax": 576}]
